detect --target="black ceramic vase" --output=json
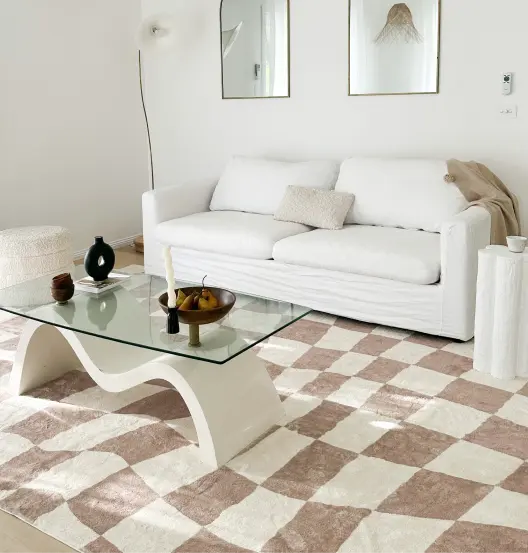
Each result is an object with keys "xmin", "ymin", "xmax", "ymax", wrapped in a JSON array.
[{"xmin": 84, "ymin": 236, "xmax": 115, "ymax": 282}]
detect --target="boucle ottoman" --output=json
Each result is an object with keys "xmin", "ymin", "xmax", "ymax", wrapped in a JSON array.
[{"xmin": 0, "ymin": 226, "xmax": 73, "ymax": 290}]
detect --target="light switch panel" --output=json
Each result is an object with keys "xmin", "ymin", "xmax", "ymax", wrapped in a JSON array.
[{"xmin": 499, "ymin": 105, "xmax": 517, "ymax": 118}]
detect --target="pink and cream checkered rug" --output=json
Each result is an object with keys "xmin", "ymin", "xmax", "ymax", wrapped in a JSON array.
[{"xmin": 0, "ymin": 298, "xmax": 527, "ymax": 552}]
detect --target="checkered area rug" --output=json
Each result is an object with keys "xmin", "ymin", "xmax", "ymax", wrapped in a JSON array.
[{"xmin": 1, "ymin": 310, "xmax": 528, "ymax": 552}]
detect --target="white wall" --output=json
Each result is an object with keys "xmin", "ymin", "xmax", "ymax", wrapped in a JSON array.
[
  {"xmin": 142, "ymin": 0, "xmax": 528, "ymax": 226},
  {"xmin": 1, "ymin": 0, "xmax": 148, "ymax": 252}
]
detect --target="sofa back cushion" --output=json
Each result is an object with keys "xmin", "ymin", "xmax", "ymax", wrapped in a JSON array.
[
  {"xmin": 335, "ymin": 158, "xmax": 469, "ymax": 232},
  {"xmin": 210, "ymin": 156, "xmax": 340, "ymax": 216}
]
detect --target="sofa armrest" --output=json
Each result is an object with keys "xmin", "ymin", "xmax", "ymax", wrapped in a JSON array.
[
  {"xmin": 142, "ymin": 180, "xmax": 217, "ymax": 227},
  {"xmin": 440, "ymin": 206, "xmax": 491, "ymax": 340},
  {"xmin": 142, "ymin": 180, "xmax": 217, "ymax": 272}
]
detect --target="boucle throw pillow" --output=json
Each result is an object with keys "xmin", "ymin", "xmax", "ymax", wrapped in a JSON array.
[{"xmin": 275, "ymin": 186, "xmax": 354, "ymax": 230}]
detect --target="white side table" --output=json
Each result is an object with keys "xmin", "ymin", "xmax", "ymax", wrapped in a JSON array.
[{"xmin": 474, "ymin": 245, "xmax": 528, "ymax": 380}]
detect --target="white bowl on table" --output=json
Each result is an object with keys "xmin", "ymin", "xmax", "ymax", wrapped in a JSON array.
[{"xmin": 506, "ymin": 236, "xmax": 527, "ymax": 254}]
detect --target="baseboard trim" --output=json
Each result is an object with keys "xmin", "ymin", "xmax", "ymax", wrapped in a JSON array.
[{"xmin": 74, "ymin": 235, "xmax": 141, "ymax": 261}]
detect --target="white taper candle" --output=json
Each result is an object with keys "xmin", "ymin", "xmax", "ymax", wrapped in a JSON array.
[{"xmin": 163, "ymin": 246, "xmax": 177, "ymax": 308}]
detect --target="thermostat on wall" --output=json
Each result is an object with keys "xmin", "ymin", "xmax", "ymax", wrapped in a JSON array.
[{"xmin": 503, "ymin": 73, "xmax": 513, "ymax": 95}]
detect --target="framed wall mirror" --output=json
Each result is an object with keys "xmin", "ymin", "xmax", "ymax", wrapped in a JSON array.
[
  {"xmin": 349, "ymin": 0, "xmax": 440, "ymax": 96},
  {"xmin": 221, "ymin": 0, "xmax": 290, "ymax": 99}
]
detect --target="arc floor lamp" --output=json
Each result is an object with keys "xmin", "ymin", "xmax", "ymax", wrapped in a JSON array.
[
  {"xmin": 134, "ymin": 15, "xmax": 242, "ymax": 253},
  {"xmin": 134, "ymin": 14, "xmax": 176, "ymax": 253}
]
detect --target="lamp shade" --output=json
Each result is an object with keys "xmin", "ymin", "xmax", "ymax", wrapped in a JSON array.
[
  {"xmin": 222, "ymin": 21, "xmax": 243, "ymax": 59},
  {"xmin": 139, "ymin": 14, "xmax": 177, "ymax": 52}
]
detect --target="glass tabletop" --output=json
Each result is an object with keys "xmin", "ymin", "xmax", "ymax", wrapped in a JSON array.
[{"xmin": 0, "ymin": 267, "xmax": 311, "ymax": 365}]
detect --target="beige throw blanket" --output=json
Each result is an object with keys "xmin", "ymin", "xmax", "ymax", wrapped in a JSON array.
[{"xmin": 446, "ymin": 159, "xmax": 521, "ymax": 245}]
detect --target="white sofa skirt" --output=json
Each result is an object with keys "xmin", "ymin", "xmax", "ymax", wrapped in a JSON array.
[
  {"xmin": 143, "ymin": 180, "xmax": 491, "ymax": 342},
  {"xmin": 145, "ymin": 248, "xmax": 454, "ymax": 339}
]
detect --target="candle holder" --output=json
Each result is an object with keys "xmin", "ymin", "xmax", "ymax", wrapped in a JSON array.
[{"xmin": 166, "ymin": 307, "xmax": 180, "ymax": 335}]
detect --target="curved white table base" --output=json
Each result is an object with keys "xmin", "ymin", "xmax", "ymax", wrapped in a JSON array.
[{"xmin": 10, "ymin": 320, "xmax": 285, "ymax": 467}]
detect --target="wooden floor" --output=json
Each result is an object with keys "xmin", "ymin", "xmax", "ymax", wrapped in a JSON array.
[{"xmin": 0, "ymin": 246, "xmax": 144, "ymax": 553}]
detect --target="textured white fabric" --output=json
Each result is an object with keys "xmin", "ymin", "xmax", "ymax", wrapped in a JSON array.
[
  {"xmin": 441, "ymin": 207, "xmax": 491, "ymax": 341},
  {"xmin": 147, "ymin": 247, "xmax": 444, "ymax": 337},
  {"xmin": 143, "ymin": 184, "xmax": 491, "ymax": 340},
  {"xmin": 155, "ymin": 211, "xmax": 311, "ymax": 260},
  {"xmin": 274, "ymin": 186, "xmax": 354, "ymax": 230},
  {"xmin": 335, "ymin": 158, "xmax": 469, "ymax": 232},
  {"xmin": 142, "ymin": 180, "xmax": 218, "ymax": 270},
  {"xmin": 210, "ymin": 157, "xmax": 340, "ymax": 215},
  {"xmin": 273, "ymin": 225, "xmax": 441, "ymax": 285},
  {"xmin": 0, "ymin": 226, "xmax": 73, "ymax": 289},
  {"xmin": 0, "ymin": 226, "xmax": 71, "ymax": 257}
]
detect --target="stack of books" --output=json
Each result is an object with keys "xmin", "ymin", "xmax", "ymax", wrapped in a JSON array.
[{"xmin": 75, "ymin": 273, "xmax": 130, "ymax": 295}]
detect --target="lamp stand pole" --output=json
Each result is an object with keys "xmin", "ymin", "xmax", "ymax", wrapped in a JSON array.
[
  {"xmin": 134, "ymin": 50, "xmax": 154, "ymax": 254},
  {"xmin": 139, "ymin": 50, "xmax": 155, "ymax": 192}
]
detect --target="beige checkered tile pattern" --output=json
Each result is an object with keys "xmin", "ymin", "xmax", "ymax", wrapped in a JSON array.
[{"xmin": 1, "ymin": 308, "xmax": 528, "ymax": 552}]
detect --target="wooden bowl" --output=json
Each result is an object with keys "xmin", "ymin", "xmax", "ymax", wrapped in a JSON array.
[
  {"xmin": 51, "ymin": 273, "xmax": 75, "ymax": 304},
  {"xmin": 51, "ymin": 285, "xmax": 75, "ymax": 304},
  {"xmin": 51, "ymin": 273, "xmax": 73, "ymax": 289},
  {"xmin": 158, "ymin": 287, "xmax": 236, "ymax": 325}
]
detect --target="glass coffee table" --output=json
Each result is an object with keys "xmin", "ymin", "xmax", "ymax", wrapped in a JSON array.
[{"xmin": 0, "ymin": 267, "xmax": 310, "ymax": 467}]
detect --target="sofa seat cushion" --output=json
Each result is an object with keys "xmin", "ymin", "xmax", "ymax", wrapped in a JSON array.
[
  {"xmin": 155, "ymin": 211, "xmax": 311, "ymax": 260},
  {"xmin": 273, "ymin": 225, "xmax": 441, "ymax": 285}
]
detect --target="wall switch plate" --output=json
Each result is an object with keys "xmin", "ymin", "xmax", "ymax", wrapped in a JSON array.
[
  {"xmin": 499, "ymin": 105, "xmax": 518, "ymax": 118},
  {"xmin": 503, "ymin": 73, "xmax": 513, "ymax": 95}
]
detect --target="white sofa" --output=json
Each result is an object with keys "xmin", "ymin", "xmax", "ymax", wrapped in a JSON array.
[{"xmin": 143, "ymin": 157, "xmax": 491, "ymax": 341}]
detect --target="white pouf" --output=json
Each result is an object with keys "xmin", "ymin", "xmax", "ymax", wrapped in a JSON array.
[
  {"xmin": 474, "ymin": 245, "xmax": 528, "ymax": 380},
  {"xmin": 0, "ymin": 226, "xmax": 73, "ymax": 289}
]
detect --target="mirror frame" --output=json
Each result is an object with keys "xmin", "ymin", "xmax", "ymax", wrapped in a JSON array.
[
  {"xmin": 220, "ymin": 0, "xmax": 291, "ymax": 100},
  {"xmin": 348, "ymin": 0, "xmax": 442, "ymax": 97}
]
